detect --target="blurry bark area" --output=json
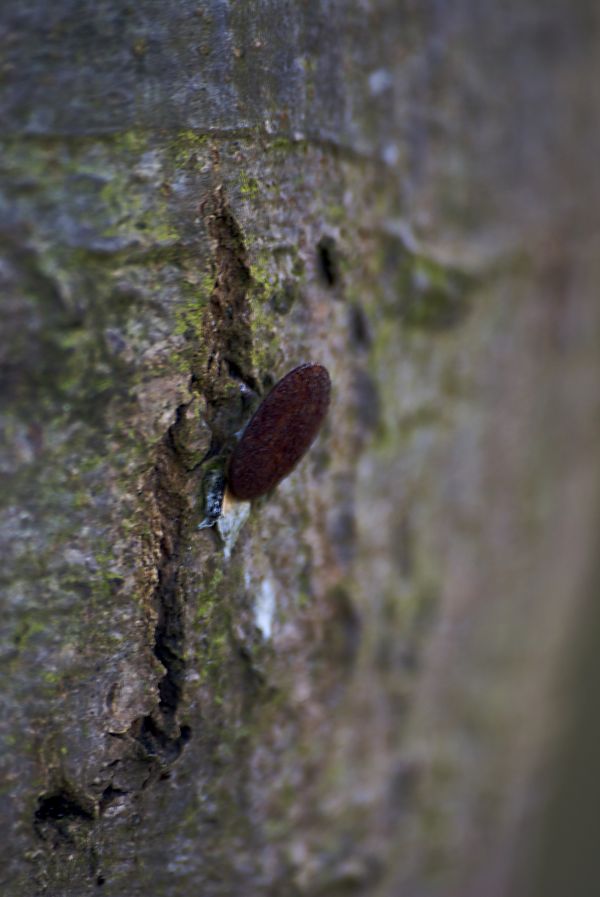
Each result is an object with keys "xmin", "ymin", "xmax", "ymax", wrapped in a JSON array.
[{"xmin": 1, "ymin": 2, "xmax": 599, "ymax": 896}]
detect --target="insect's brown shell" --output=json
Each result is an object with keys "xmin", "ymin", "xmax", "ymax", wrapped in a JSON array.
[{"xmin": 227, "ymin": 363, "xmax": 331, "ymax": 500}]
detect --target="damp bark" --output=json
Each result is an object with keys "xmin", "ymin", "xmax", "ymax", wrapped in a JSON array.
[{"xmin": 1, "ymin": 2, "xmax": 599, "ymax": 897}]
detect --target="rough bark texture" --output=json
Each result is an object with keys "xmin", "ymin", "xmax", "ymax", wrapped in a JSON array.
[{"xmin": 1, "ymin": 2, "xmax": 599, "ymax": 896}]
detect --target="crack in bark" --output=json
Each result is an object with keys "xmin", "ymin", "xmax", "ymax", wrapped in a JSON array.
[
  {"xmin": 129, "ymin": 418, "xmax": 192, "ymax": 766},
  {"xmin": 128, "ymin": 185, "xmax": 256, "ymax": 768},
  {"xmin": 200, "ymin": 184, "xmax": 259, "ymax": 404},
  {"xmin": 32, "ymin": 187, "xmax": 258, "ymax": 873}
]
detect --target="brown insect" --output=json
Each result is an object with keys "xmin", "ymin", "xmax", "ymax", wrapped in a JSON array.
[{"xmin": 227, "ymin": 363, "xmax": 331, "ymax": 500}]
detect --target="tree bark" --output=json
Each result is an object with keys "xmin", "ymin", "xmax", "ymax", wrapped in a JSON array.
[{"xmin": 1, "ymin": 2, "xmax": 599, "ymax": 895}]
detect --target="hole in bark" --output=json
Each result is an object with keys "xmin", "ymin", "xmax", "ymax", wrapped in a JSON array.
[
  {"xmin": 179, "ymin": 723, "xmax": 192, "ymax": 744},
  {"xmin": 317, "ymin": 236, "xmax": 339, "ymax": 287},
  {"xmin": 96, "ymin": 875, "xmax": 106, "ymax": 886},
  {"xmin": 132, "ymin": 714, "xmax": 191, "ymax": 765},
  {"xmin": 35, "ymin": 791, "xmax": 94, "ymax": 824},
  {"xmin": 348, "ymin": 303, "xmax": 371, "ymax": 348},
  {"xmin": 34, "ymin": 787, "xmax": 95, "ymax": 843},
  {"xmin": 99, "ymin": 785, "xmax": 126, "ymax": 813}
]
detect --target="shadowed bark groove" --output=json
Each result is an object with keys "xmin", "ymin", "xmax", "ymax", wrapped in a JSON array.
[
  {"xmin": 129, "ymin": 184, "xmax": 258, "ymax": 771},
  {"xmin": 129, "ymin": 420, "xmax": 192, "ymax": 765}
]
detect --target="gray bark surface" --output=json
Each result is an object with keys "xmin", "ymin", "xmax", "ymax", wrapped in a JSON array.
[{"xmin": 1, "ymin": 1, "xmax": 599, "ymax": 895}]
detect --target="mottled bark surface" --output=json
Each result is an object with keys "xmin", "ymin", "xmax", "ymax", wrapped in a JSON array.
[{"xmin": 1, "ymin": 2, "xmax": 599, "ymax": 895}]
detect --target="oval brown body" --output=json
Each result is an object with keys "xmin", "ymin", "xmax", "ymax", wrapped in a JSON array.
[{"xmin": 227, "ymin": 363, "xmax": 331, "ymax": 500}]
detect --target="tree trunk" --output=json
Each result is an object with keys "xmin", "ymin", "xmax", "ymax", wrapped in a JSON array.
[{"xmin": 1, "ymin": 2, "xmax": 599, "ymax": 895}]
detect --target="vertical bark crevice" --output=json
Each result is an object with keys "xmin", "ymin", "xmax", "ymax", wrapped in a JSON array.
[
  {"xmin": 130, "ymin": 185, "xmax": 257, "ymax": 769},
  {"xmin": 205, "ymin": 184, "xmax": 257, "ymax": 394},
  {"xmin": 129, "ymin": 415, "xmax": 193, "ymax": 766}
]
